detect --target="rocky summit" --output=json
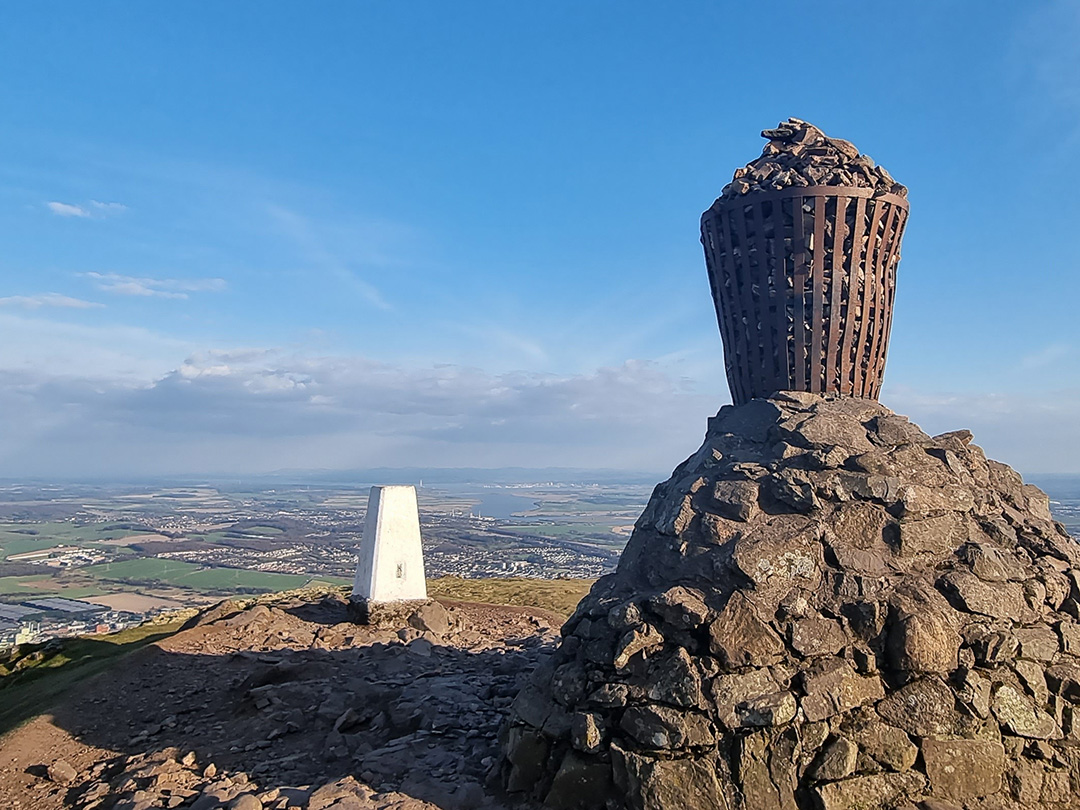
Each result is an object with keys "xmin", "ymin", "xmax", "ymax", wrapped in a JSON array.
[
  {"xmin": 0, "ymin": 594, "xmax": 562, "ymax": 810},
  {"xmin": 500, "ymin": 392, "xmax": 1080, "ymax": 810}
]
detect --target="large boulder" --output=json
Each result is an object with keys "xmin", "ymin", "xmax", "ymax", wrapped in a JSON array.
[{"xmin": 498, "ymin": 394, "xmax": 1080, "ymax": 809}]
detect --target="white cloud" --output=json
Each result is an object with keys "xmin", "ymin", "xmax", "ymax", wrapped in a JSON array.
[
  {"xmin": 46, "ymin": 200, "xmax": 127, "ymax": 219},
  {"xmin": 0, "ymin": 352, "xmax": 712, "ymax": 478},
  {"xmin": 0, "ymin": 312, "xmax": 194, "ymax": 382},
  {"xmin": 0, "ymin": 293, "xmax": 103, "ymax": 310},
  {"xmin": 882, "ymin": 384, "xmax": 1080, "ymax": 475},
  {"xmin": 84, "ymin": 272, "xmax": 227, "ymax": 300},
  {"xmin": 46, "ymin": 201, "xmax": 91, "ymax": 218},
  {"xmin": 0, "ymin": 315, "xmax": 1075, "ymax": 479}
]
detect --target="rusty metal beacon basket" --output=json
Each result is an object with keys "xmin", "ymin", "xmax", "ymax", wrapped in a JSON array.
[{"xmin": 700, "ymin": 185, "xmax": 909, "ymax": 406}]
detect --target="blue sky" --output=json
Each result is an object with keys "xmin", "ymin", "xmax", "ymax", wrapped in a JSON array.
[{"xmin": 1, "ymin": 1, "xmax": 1079, "ymax": 478}]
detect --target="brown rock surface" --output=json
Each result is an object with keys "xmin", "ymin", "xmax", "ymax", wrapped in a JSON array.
[
  {"xmin": 499, "ymin": 394, "xmax": 1080, "ymax": 809},
  {"xmin": 0, "ymin": 595, "xmax": 563, "ymax": 810}
]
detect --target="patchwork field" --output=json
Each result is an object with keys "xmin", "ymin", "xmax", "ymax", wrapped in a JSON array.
[{"xmin": 84, "ymin": 558, "xmax": 336, "ymax": 593}]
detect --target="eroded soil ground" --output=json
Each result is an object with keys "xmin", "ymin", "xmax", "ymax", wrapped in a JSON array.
[{"xmin": 0, "ymin": 594, "xmax": 560, "ymax": 810}]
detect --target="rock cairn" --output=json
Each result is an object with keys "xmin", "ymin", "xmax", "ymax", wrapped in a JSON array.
[
  {"xmin": 718, "ymin": 118, "xmax": 907, "ymax": 201},
  {"xmin": 500, "ymin": 393, "xmax": 1080, "ymax": 810}
]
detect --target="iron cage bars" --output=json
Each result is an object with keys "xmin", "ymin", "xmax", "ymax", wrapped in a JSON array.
[{"xmin": 700, "ymin": 185, "xmax": 909, "ymax": 406}]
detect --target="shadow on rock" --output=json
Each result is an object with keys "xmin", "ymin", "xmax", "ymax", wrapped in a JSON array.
[{"xmin": 11, "ymin": 596, "xmax": 560, "ymax": 810}]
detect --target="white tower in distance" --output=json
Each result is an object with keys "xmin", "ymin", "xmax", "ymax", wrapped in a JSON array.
[{"xmin": 352, "ymin": 485, "xmax": 428, "ymax": 610}]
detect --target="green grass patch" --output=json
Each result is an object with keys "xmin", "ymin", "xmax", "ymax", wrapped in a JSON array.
[
  {"xmin": 427, "ymin": 576, "xmax": 594, "ymax": 618},
  {"xmin": 85, "ymin": 557, "xmax": 317, "ymax": 593},
  {"xmin": 508, "ymin": 523, "xmax": 621, "ymax": 538},
  {"xmin": 0, "ymin": 621, "xmax": 185, "ymax": 735}
]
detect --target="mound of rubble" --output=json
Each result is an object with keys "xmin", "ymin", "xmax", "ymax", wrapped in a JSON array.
[
  {"xmin": 500, "ymin": 393, "xmax": 1080, "ymax": 810},
  {"xmin": 0, "ymin": 594, "xmax": 562, "ymax": 810},
  {"xmin": 716, "ymin": 118, "xmax": 907, "ymax": 201}
]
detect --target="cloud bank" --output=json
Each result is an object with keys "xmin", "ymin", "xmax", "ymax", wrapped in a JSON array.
[{"xmin": 0, "ymin": 352, "xmax": 712, "ymax": 478}]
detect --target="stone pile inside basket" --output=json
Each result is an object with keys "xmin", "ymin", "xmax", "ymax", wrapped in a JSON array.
[{"xmin": 719, "ymin": 118, "xmax": 908, "ymax": 201}]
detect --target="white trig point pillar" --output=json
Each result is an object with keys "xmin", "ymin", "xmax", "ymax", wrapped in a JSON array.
[{"xmin": 351, "ymin": 485, "xmax": 429, "ymax": 623}]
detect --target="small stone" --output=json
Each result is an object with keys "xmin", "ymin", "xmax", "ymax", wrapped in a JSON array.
[
  {"xmin": 711, "ymin": 668, "xmax": 781, "ymax": 730},
  {"xmin": 644, "ymin": 646, "xmax": 704, "ymax": 708},
  {"xmin": 801, "ymin": 659, "xmax": 884, "ymax": 722},
  {"xmin": 957, "ymin": 541, "xmax": 1025, "ymax": 582},
  {"xmin": 922, "ymin": 739, "xmax": 1004, "ymax": 801},
  {"xmin": 570, "ymin": 712, "xmax": 604, "ymax": 753},
  {"xmin": 229, "ymin": 795, "xmax": 263, "ymax": 810},
  {"xmin": 789, "ymin": 411, "xmax": 874, "ymax": 453},
  {"xmin": 1058, "ymin": 620, "xmax": 1080, "ymax": 655},
  {"xmin": 708, "ymin": 592, "xmax": 785, "ymax": 668},
  {"xmin": 770, "ymin": 469, "xmax": 820, "ymax": 512},
  {"xmin": 825, "ymin": 501, "xmax": 897, "ymax": 574},
  {"xmin": 504, "ymin": 726, "xmax": 550, "ymax": 793},
  {"xmin": 731, "ymin": 519, "xmax": 824, "ymax": 607},
  {"xmin": 940, "ymin": 570, "xmax": 1025, "ymax": 620},
  {"xmin": 544, "ymin": 751, "xmax": 613, "ymax": 809},
  {"xmin": 586, "ymin": 683, "xmax": 629, "ymax": 708},
  {"xmin": 954, "ymin": 668, "xmax": 991, "ymax": 718},
  {"xmin": 810, "ymin": 737, "xmax": 858, "ymax": 781},
  {"xmin": 333, "ymin": 708, "xmax": 358, "ymax": 732},
  {"xmin": 897, "ymin": 513, "xmax": 965, "ymax": 559},
  {"xmin": 853, "ymin": 723, "xmax": 918, "ymax": 772},
  {"xmin": 991, "ymin": 684, "xmax": 1060, "ymax": 739},
  {"xmin": 790, "ymin": 617, "xmax": 846, "ymax": 658},
  {"xmin": 647, "ymin": 586, "xmax": 711, "ymax": 632},
  {"xmin": 612, "ymin": 623, "xmax": 663, "ymax": 671},
  {"xmin": 1046, "ymin": 663, "xmax": 1080, "ymax": 701},
  {"xmin": 46, "ymin": 760, "xmax": 78, "ymax": 785},
  {"xmin": 619, "ymin": 704, "xmax": 714, "ymax": 750},
  {"xmin": 876, "ymin": 677, "xmax": 963, "ymax": 738},
  {"xmin": 710, "ymin": 479, "xmax": 760, "ymax": 522},
  {"xmin": 897, "ymin": 483, "xmax": 975, "ymax": 517},
  {"xmin": 611, "ymin": 744, "xmax": 729, "ymax": 810},
  {"xmin": 868, "ymin": 414, "xmax": 928, "ymax": 446},
  {"xmin": 815, "ymin": 771, "xmax": 925, "ymax": 810},
  {"xmin": 1016, "ymin": 625, "xmax": 1060, "ymax": 662},
  {"xmin": 737, "ymin": 691, "xmax": 797, "ymax": 727},
  {"xmin": 407, "ymin": 600, "xmax": 450, "ymax": 635},
  {"xmin": 1014, "ymin": 659, "xmax": 1050, "ymax": 707}
]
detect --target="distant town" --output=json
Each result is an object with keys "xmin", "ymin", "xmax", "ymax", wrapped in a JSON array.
[
  {"xmin": 0, "ymin": 476, "xmax": 652, "ymax": 647},
  {"xmin": 2, "ymin": 473, "xmax": 1077, "ymax": 649}
]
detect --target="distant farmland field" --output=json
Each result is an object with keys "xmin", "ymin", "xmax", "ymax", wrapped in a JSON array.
[
  {"xmin": 0, "ymin": 575, "xmax": 105, "ymax": 598},
  {"xmin": 84, "ymin": 558, "xmax": 316, "ymax": 592},
  {"xmin": 0, "ymin": 522, "xmax": 148, "ymax": 560}
]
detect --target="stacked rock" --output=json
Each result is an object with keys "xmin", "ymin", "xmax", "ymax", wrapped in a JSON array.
[
  {"xmin": 500, "ymin": 393, "xmax": 1080, "ymax": 810},
  {"xmin": 718, "ymin": 118, "xmax": 907, "ymax": 201}
]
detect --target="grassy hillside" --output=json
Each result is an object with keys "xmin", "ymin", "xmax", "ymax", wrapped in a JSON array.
[
  {"xmin": 427, "ymin": 576, "xmax": 594, "ymax": 617},
  {"xmin": 0, "ymin": 620, "xmax": 187, "ymax": 735}
]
